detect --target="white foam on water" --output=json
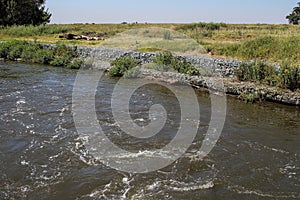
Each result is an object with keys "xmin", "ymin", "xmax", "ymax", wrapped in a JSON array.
[
  {"xmin": 146, "ymin": 178, "xmax": 215, "ymax": 192},
  {"xmin": 16, "ymin": 99, "xmax": 26, "ymax": 105},
  {"xmin": 244, "ymin": 141, "xmax": 290, "ymax": 155},
  {"xmin": 121, "ymin": 176, "xmax": 134, "ymax": 199},
  {"xmin": 280, "ymin": 163, "xmax": 299, "ymax": 179},
  {"xmin": 167, "ymin": 180, "xmax": 214, "ymax": 192},
  {"xmin": 82, "ymin": 175, "xmax": 135, "ymax": 200},
  {"xmin": 94, "ymin": 148, "xmax": 186, "ymax": 164},
  {"xmin": 229, "ymin": 185, "xmax": 300, "ymax": 199},
  {"xmin": 20, "ymin": 160, "xmax": 30, "ymax": 166}
]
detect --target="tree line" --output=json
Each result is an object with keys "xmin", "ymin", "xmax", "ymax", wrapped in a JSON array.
[
  {"xmin": 286, "ymin": 2, "xmax": 300, "ymax": 24},
  {"xmin": 0, "ymin": 0, "xmax": 51, "ymax": 26},
  {"xmin": 0, "ymin": 1, "xmax": 300, "ymax": 26}
]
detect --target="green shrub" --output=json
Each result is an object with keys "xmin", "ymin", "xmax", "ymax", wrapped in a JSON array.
[
  {"xmin": 279, "ymin": 65, "xmax": 300, "ymax": 91},
  {"xmin": 20, "ymin": 45, "xmax": 40, "ymax": 62},
  {"xmin": 262, "ymin": 65, "xmax": 278, "ymax": 86},
  {"xmin": 235, "ymin": 62, "xmax": 275, "ymax": 82},
  {"xmin": 253, "ymin": 62, "xmax": 270, "ymax": 81},
  {"xmin": 143, "ymin": 63, "xmax": 171, "ymax": 72},
  {"xmin": 0, "ymin": 40, "xmax": 81, "ymax": 68},
  {"xmin": 201, "ymin": 30, "xmax": 213, "ymax": 38},
  {"xmin": 109, "ymin": 56, "xmax": 140, "ymax": 77},
  {"xmin": 152, "ymin": 51, "xmax": 174, "ymax": 66},
  {"xmin": 235, "ymin": 63, "xmax": 254, "ymax": 81},
  {"xmin": 54, "ymin": 43, "xmax": 76, "ymax": 58},
  {"xmin": 0, "ymin": 43, "xmax": 10, "ymax": 58},
  {"xmin": 0, "ymin": 40, "xmax": 28, "ymax": 59},
  {"xmin": 163, "ymin": 30, "xmax": 171, "ymax": 40},
  {"xmin": 8, "ymin": 46, "xmax": 23, "ymax": 60},
  {"xmin": 235, "ymin": 61, "xmax": 300, "ymax": 91},
  {"xmin": 50, "ymin": 43, "xmax": 77, "ymax": 67},
  {"xmin": 152, "ymin": 52, "xmax": 199, "ymax": 75},
  {"xmin": 50, "ymin": 56, "xmax": 71, "ymax": 67},
  {"xmin": 33, "ymin": 49, "xmax": 54, "ymax": 64},
  {"xmin": 124, "ymin": 68, "xmax": 143, "ymax": 78},
  {"xmin": 67, "ymin": 58, "xmax": 84, "ymax": 69}
]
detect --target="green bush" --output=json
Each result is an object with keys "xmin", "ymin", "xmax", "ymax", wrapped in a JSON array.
[
  {"xmin": 50, "ymin": 43, "xmax": 77, "ymax": 67},
  {"xmin": 163, "ymin": 30, "xmax": 171, "ymax": 40},
  {"xmin": 262, "ymin": 65, "xmax": 278, "ymax": 86},
  {"xmin": 50, "ymin": 56, "xmax": 71, "ymax": 67},
  {"xmin": 235, "ymin": 62, "xmax": 277, "ymax": 82},
  {"xmin": 8, "ymin": 46, "xmax": 23, "ymax": 60},
  {"xmin": 0, "ymin": 40, "xmax": 28, "ymax": 59},
  {"xmin": 143, "ymin": 63, "xmax": 171, "ymax": 72},
  {"xmin": 54, "ymin": 43, "xmax": 76, "ymax": 58},
  {"xmin": 20, "ymin": 45, "xmax": 40, "ymax": 62},
  {"xmin": 0, "ymin": 42, "xmax": 10, "ymax": 58},
  {"xmin": 152, "ymin": 51, "xmax": 174, "ymax": 66},
  {"xmin": 152, "ymin": 52, "xmax": 199, "ymax": 75},
  {"xmin": 124, "ymin": 68, "xmax": 143, "ymax": 78},
  {"xmin": 67, "ymin": 58, "xmax": 84, "ymax": 69},
  {"xmin": 235, "ymin": 63, "xmax": 254, "ymax": 81},
  {"xmin": 235, "ymin": 61, "xmax": 300, "ymax": 91},
  {"xmin": 201, "ymin": 30, "xmax": 213, "ymax": 38},
  {"xmin": 0, "ymin": 40, "xmax": 81, "ymax": 68},
  {"xmin": 33, "ymin": 49, "xmax": 54, "ymax": 64},
  {"xmin": 279, "ymin": 65, "xmax": 300, "ymax": 91},
  {"xmin": 109, "ymin": 56, "xmax": 140, "ymax": 77}
]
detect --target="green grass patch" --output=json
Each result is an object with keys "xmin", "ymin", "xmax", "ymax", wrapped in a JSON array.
[
  {"xmin": 109, "ymin": 56, "xmax": 140, "ymax": 77},
  {"xmin": 152, "ymin": 52, "xmax": 199, "ymax": 76},
  {"xmin": 0, "ymin": 40, "xmax": 83, "ymax": 68},
  {"xmin": 209, "ymin": 36, "xmax": 300, "ymax": 65},
  {"xmin": 0, "ymin": 25, "xmax": 69, "ymax": 37},
  {"xmin": 136, "ymin": 47, "xmax": 164, "ymax": 53},
  {"xmin": 235, "ymin": 62, "xmax": 300, "ymax": 91}
]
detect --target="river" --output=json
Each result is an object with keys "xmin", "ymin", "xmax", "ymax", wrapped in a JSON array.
[{"xmin": 0, "ymin": 62, "xmax": 299, "ymax": 199}]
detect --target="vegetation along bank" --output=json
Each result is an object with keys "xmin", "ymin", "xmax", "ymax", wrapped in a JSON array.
[{"xmin": 0, "ymin": 41, "xmax": 299, "ymax": 106}]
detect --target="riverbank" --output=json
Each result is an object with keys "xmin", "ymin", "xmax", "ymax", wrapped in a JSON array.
[
  {"xmin": 71, "ymin": 45, "xmax": 299, "ymax": 106},
  {"xmin": 139, "ymin": 69, "xmax": 300, "ymax": 105},
  {"xmin": 0, "ymin": 42, "xmax": 299, "ymax": 106}
]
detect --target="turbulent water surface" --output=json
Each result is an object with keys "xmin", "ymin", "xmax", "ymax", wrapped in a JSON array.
[{"xmin": 0, "ymin": 62, "xmax": 299, "ymax": 199}]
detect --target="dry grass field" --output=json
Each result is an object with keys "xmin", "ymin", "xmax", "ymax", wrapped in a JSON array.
[{"xmin": 0, "ymin": 23, "xmax": 300, "ymax": 65}]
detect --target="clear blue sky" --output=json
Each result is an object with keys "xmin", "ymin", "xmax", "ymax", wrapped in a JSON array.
[{"xmin": 46, "ymin": 0, "xmax": 299, "ymax": 24}]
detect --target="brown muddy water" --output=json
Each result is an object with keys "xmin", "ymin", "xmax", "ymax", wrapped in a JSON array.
[{"xmin": 0, "ymin": 62, "xmax": 299, "ymax": 199}]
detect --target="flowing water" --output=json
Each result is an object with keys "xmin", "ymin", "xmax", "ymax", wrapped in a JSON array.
[{"xmin": 0, "ymin": 62, "xmax": 299, "ymax": 199}]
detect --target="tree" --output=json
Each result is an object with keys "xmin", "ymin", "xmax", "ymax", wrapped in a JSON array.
[
  {"xmin": 0, "ymin": 0, "xmax": 51, "ymax": 26},
  {"xmin": 286, "ymin": 2, "xmax": 300, "ymax": 25}
]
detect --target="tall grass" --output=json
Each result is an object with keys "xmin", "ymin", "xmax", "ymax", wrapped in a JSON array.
[
  {"xmin": 214, "ymin": 36, "xmax": 300, "ymax": 65},
  {"xmin": 0, "ymin": 23, "xmax": 299, "ymax": 65},
  {"xmin": 0, "ymin": 25, "xmax": 69, "ymax": 37},
  {"xmin": 235, "ymin": 62, "xmax": 300, "ymax": 91},
  {"xmin": 176, "ymin": 22, "xmax": 227, "ymax": 31}
]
